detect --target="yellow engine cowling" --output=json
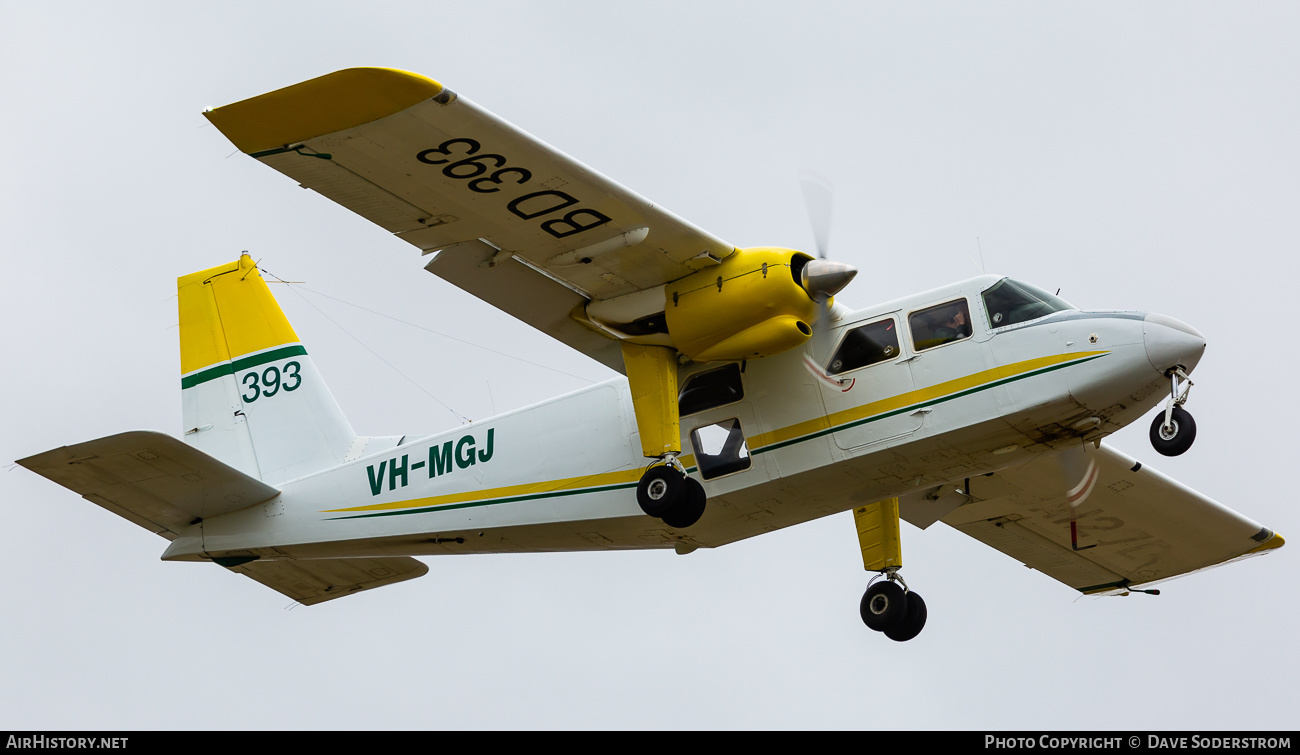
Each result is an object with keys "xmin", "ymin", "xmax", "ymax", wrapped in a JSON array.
[{"xmin": 664, "ymin": 247, "xmax": 818, "ymax": 363}]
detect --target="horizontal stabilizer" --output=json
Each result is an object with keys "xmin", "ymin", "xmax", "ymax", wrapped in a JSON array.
[
  {"xmin": 225, "ymin": 557, "xmax": 428, "ymax": 605},
  {"xmin": 18, "ymin": 431, "xmax": 279, "ymax": 540}
]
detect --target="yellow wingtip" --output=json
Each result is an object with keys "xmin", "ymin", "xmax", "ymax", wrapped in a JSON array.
[
  {"xmin": 1250, "ymin": 532, "xmax": 1285, "ymax": 554},
  {"xmin": 204, "ymin": 67, "xmax": 445, "ymax": 155}
]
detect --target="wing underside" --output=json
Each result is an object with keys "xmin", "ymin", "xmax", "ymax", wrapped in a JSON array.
[
  {"xmin": 204, "ymin": 68, "xmax": 738, "ymax": 372},
  {"xmin": 921, "ymin": 444, "xmax": 1282, "ymax": 594}
]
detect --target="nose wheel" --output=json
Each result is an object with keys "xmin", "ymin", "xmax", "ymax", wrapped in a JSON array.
[{"xmin": 1150, "ymin": 367, "xmax": 1196, "ymax": 456}]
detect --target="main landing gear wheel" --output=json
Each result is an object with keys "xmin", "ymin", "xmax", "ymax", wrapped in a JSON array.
[
  {"xmin": 860, "ymin": 576, "xmax": 927, "ymax": 641},
  {"xmin": 1150, "ymin": 405, "xmax": 1196, "ymax": 457},
  {"xmin": 884, "ymin": 591, "xmax": 927, "ymax": 642},
  {"xmin": 637, "ymin": 463, "xmax": 708, "ymax": 528},
  {"xmin": 860, "ymin": 580, "xmax": 908, "ymax": 632},
  {"xmin": 637, "ymin": 465, "xmax": 684, "ymax": 518},
  {"xmin": 662, "ymin": 476, "xmax": 706, "ymax": 529}
]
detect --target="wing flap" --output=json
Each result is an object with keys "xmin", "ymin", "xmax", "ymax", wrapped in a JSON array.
[
  {"xmin": 939, "ymin": 444, "xmax": 1283, "ymax": 593},
  {"xmin": 952, "ymin": 518, "xmax": 1126, "ymax": 590},
  {"xmin": 18, "ymin": 431, "xmax": 280, "ymax": 540},
  {"xmin": 226, "ymin": 557, "xmax": 428, "ymax": 606},
  {"xmin": 422, "ymin": 240, "xmax": 625, "ymax": 372}
]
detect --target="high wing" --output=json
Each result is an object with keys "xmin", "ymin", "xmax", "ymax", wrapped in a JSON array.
[
  {"xmin": 204, "ymin": 68, "xmax": 736, "ymax": 372},
  {"xmin": 907, "ymin": 443, "xmax": 1283, "ymax": 595}
]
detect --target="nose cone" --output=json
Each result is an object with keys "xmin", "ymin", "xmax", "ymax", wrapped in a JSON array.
[
  {"xmin": 801, "ymin": 259, "xmax": 858, "ymax": 301},
  {"xmin": 1144, "ymin": 313, "xmax": 1206, "ymax": 374}
]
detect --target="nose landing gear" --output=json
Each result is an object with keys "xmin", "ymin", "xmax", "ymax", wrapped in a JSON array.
[{"xmin": 1150, "ymin": 367, "xmax": 1196, "ymax": 457}]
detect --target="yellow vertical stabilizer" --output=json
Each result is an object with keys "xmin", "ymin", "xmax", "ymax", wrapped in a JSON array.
[
  {"xmin": 177, "ymin": 254, "xmax": 356, "ymax": 484},
  {"xmin": 179, "ymin": 253, "xmax": 300, "ymax": 380}
]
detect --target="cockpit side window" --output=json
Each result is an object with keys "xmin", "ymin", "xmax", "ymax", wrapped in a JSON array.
[
  {"xmin": 827, "ymin": 318, "xmax": 900, "ymax": 375},
  {"xmin": 678, "ymin": 363, "xmax": 744, "ymax": 417},
  {"xmin": 981, "ymin": 278, "xmax": 1074, "ymax": 328},
  {"xmin": 909, "ymin": 299, "xmax": 972, "ymax": 351}
]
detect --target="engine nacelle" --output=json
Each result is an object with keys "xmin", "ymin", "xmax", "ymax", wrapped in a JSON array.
[{"xmin": 664, "ymin": 247, "xmax": 817, "ymax": 362}]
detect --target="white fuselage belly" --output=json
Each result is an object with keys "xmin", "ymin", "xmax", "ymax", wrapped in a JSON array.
[{"xmin": 163, "ymin": 280, "xmax": 1187, "ymax": 564}]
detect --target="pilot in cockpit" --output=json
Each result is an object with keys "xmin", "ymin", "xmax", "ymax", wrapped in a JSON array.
[{"xmin": 933, "ymin": 305, "xmax": 971, "ymax": 342}]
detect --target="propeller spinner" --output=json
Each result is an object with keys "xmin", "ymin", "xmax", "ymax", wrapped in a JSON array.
[
  {"xmin": 799, "ymin": 173, "xmax": 858, "ymax": 384},
  {"xmin": 801, "ymin": 259, "xmax": 858, "ymax": 301}
]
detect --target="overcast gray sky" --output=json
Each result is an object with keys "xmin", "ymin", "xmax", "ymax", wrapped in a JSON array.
[{"xmin": 3, "ymin": 1, "xmax": 1297, "ymax": 730}]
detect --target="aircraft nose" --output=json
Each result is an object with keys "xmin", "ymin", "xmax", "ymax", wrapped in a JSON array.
[{"xmin": 1144, "ymin": 313, "xmax": 1206, "ymax": 374}]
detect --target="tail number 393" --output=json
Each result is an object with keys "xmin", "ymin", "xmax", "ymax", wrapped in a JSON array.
[{"xmin": 242, "ymin": 361, "xmax": 302, "ymax": 403}]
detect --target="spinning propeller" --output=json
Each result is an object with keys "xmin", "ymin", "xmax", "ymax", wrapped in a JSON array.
[{"xmin": 798, "ymin": 173, "xmax": 858, "ymax": 386}]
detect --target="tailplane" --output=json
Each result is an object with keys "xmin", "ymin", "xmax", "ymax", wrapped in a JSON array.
[{"xmin": 179, "ymin": 253, "xmax": 356, "ymax": 483}]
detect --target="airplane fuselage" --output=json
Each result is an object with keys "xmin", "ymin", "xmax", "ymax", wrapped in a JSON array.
[{"xmin": 162, "ymin": 274, "xmax": 1205, "ymax": 564}]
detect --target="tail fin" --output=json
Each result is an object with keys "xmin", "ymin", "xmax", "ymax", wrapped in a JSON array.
[{"xmin": 179, "ymin": 254, "xmax": 356, "ymax": 483}]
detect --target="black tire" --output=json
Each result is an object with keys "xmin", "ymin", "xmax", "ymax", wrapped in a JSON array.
[
  {"xmin": 884, "ymin": 591, "xmax": 928, "ymax": 642},
  {"xmin": 860, "ymin": 581, "xmax": 909, "ymax": 632},
  {"xmin": 637, "ymin": 465, "xmax": 685, "ymax": 518},
  {"xmin": 661, "ymin": 476, "xmax": 707, "ymax": 529},
  {"xmin": 1150, "ymin": 406, "xmax": 1196, "ymax": 457}
]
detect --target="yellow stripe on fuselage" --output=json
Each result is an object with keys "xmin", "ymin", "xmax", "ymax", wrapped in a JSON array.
[
  {"xmin": 749, "ymin": 351, "xmax": 1107, "ymax": 450},
  {"xmin": 323, "ymin": 351, "xmax": 1108, "ymax": 516},
  {"xmin": 178, "ymin": 255, "xmax": 300, "ymax": 376},
  {"xmin": 326, "ymin": 457, "xmax": 699, "ymax": 514}
]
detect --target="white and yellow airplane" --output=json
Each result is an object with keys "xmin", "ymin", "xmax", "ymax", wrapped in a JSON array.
[{"xmin": 20, "ymin": 68, "xmax": 1283, "ymax": 641}]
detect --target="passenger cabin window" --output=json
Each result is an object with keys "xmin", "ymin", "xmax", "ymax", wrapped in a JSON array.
[
  {"xmin": 678, "ymin": 363, "xmax": 743, "ymax": 417},
  {"xmin": 827, "ymin": 318, "xmax": 900, "ymax": 375},
  {"xmin": 690, "ymin": 418, "xmax": 752, "ymax": 479},
  {"xmin": 909, "ymin": 299, "xmax": 972, "ymax": 351},
  {"xmin": 981, "ymin": 278, "xmax": 1075, "ymax": 328}
]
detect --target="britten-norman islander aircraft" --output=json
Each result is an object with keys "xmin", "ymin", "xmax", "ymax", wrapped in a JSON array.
[{"xmin": 20, "ymin": 68, "xmax": 1284, "ymax": 641}]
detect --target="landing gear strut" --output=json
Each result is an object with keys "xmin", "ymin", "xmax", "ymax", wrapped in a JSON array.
[
  {"xmin": 853, "ymin": 499, "xmax": 927, "ymax": 641},
  {"xmin": 1150, "ymin": 367, "xmax": 1196, "ymax": 457},
  {"xmin": 637, "ymin": 455, "xmax": 706, "ymax": 528},
  {"xmin": 860, "ymin": 570, "xmax": 927, "ymax": 642}
]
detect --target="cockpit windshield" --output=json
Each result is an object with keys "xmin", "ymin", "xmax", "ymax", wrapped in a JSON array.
[{"xmin": 981, "ymin": 278, "xmax": 1074, "ymax": 328}]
